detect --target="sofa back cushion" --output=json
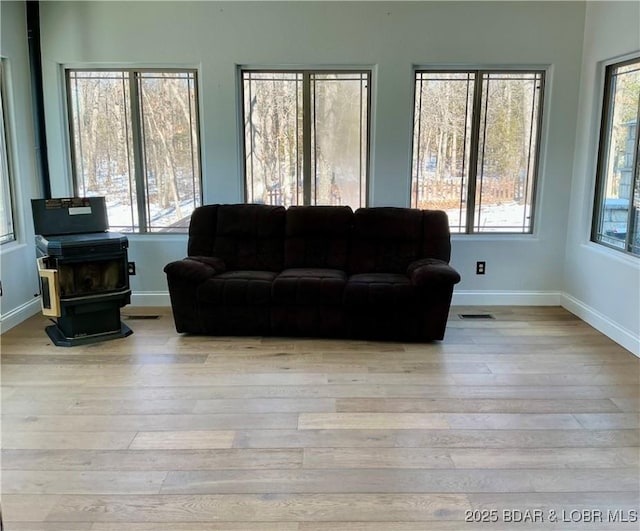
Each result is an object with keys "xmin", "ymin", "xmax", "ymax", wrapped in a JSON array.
[
  {"xmin": 422, "ymin": 209, "xmax": 452, "ymax": 262},
  {"xmin": 188, "ymin": 205, "xmax": 219, "ymax": 256},
  {"xmin": 213, "ymin": 204, "xmax": 286, "ymax": 271},
  {"xmin": 348, "ymin": 207, "xmax": 423, "ymax": 274},
  {"xmin": 284, "ymin": 206, "xmax": 353, "ymax": 269}
]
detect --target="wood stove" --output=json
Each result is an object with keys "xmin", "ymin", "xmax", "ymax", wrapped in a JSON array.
[{"xmin": 32, "ymin": 197, "xmax": 133, "ymax": 346}]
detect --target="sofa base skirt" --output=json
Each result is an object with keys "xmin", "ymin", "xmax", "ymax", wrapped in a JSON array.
[
  {"xmin": 168, "ymin": 284, "xmax": 455, "ymax": 341},
  {"xmin": 197, "ymin": 305, "xmax": 271, "ymax": 336},
  {"xmin": 178, "ymin": 304, "xmax": 451, "ymax": 341},
  {"xmin": 347, "ymin": 307, "xmax": 443, "ymax": 342},
  {"xmin": 271, "ymin": 305, "xmax": 347, "ymax": 338}
]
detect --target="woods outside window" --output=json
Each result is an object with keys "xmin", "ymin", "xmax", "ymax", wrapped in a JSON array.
[
  {"xmin": 411, "ymin": 70, "xmax": 545, "ymax": 233},
  {"xmin": 242, "ymin": 70, "xmax": 370, "ymax": 210},
  {"xmin": 66, "ymin": 69, "xmax": 202, "ymax": 233}
]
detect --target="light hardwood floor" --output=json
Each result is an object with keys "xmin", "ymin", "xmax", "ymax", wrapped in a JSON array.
[{"xmin": 1, "ymin": 306, "xmax": 638, "ymax": 530}]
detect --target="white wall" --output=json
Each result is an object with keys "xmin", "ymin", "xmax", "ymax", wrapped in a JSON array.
[
  {"xmin": 0, "ymin": 1, "xmax": 43, "ymax": 331},
  {"xmin": 37, "ymin": 0, "xmax": 586, "ymax": 307},
  {"xmin": 563, "ymin": 0, "xmax": 640, "ymax": 355}
]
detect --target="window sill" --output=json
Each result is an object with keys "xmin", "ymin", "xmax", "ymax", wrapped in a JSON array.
[
  {"xmin": 452, "ymin": 233, "xmax": 539, "ymax": 243},
  {"xmin": 0, "ymin": 240, "xmax": 27, "ymax": 255},
  {"xmin": 584, "ymin": 240, "xmax": 640, "ymax": 266}
]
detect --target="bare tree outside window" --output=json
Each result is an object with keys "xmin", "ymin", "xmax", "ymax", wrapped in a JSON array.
[
  {"xmin": 412, "ymin": 70, "xmax": 544, "ymax": 233},
  {"xmin": 67, "ymin": 69, "xmax": 201, "ymax": 233},
  {"xmin": 243, "ymin": 72, "xmax": 303, "ymax": 207},
  {"xmin": 242, "ymin": 70, "xmax": 369, "ymax": 210}
]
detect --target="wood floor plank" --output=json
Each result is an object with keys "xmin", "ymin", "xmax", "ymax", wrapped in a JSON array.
[
  {"xmin": 444, "ymin": 413, "xmax": 583, "ymax": 430},
  {"xmin": 1, "ymin": 495, "xmax": 62, "ymax": 522},
  {"xmin": 574, "ymin": 413, "xmax": 640, "ymax": 430},
  {"xmin": 448, "ymin": 447, "xmax": 640, "ymax": 469},
  {"xmin": 128, "ymin": 431, "xmax": 236, "ymax": 450},
  {"xmin": 1, "ymin": 448, "xmax": 304, "ymax": 471},
  {"xmin": 452, "ymin": 373, "xmax": 640, "ymax": 386},
  {"xmin": 233, "ymin": 428, "xmax": 640, "ymax": 449},
  {"xmin": 335, "ymin": 398, "xmax": 621, "ymax": 414},
  {"xmin": 0, "ymin": 353, "xmax": 209, "ymax": 365},
  {"xmin": 1, "ymin": 431, "xmax": 137, "ymax": 450},
  {"xmin": 7, "ymin": 523, "xmax": 92, "ymax": 531},
  {"xmin": 159, "ymin": 467, "xmax": 640, "ymax": 494},
  {"xmin": 157, "ymin": 469, "xmax": 529, "ymax": 494},
  {"xmin": 1, "ymin": 306, "xmax": 637, "ymax": 529},
  {"xmin": 193, "ymin": 398, "xmax": 336, "ymax": 414},
  {"xmin": 1, "ymin": 397, "xmax": 198, "ymax": 415},
  {"xmin": 2, "ymin": 413, "xmax": 298, "ymax": 431},
  {"xmin": 300, "ymin": 523, "xmax": 640, "ymax": 531},
  {"xmin": 8, "ymin": 382, "xmax": 638, "ymax": 401},
  {"xmin": 611, "ymin": 397, "xmax": 640, "ymax": 412},
  {"xmin": 43, "ymin": 494, "xmax": 471, "ymax": 522},
  {"xmin": 298, "ymin": 413, "xmax": 450, "ymax": 430},
  {"xmin": 1, "ymin": 470, "xmax": 167, "ymax": 494},
  {"xmin": 468, "ymin": 491, "xmax": 640, "ymax": 512},
  {"xmin": 365, "ymin": 362, "xmax": 492, "ymax": 373},
  {"xmin": 484, "ymin": 361, "xmax": 639, "ymax": 374},
  {"xmin": 303, "ymin": 448, "xmax": 455, "ymax": 469},
  {"xmin": 303, "ymin": 447, "xmax": 639, "ymax": 469},
  {"xmin": 90, "ymin": 524, "xmax": 299, "ymax": 531}
]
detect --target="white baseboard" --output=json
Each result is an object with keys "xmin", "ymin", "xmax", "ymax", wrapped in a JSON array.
[
  {"xmin": 452, "ymin": 290, "xmax": 562, "ymax": 306},
  {"xmin": 0, "ymin": 298, "xmax": 42, "ymax": 334},
  {"xmin": 130, "ymin": 291, "xmax": 172, "ymax": 307},
  {"xmin": 561, "ymin": 293, "xmax": 640, "ymax": 358}
]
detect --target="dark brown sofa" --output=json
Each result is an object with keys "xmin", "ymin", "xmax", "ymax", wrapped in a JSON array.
[{"xmin": 164, "ymin": 204, "xmax": 461, "ymax": 341}]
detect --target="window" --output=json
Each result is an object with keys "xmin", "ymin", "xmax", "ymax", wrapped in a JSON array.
[
  {"xmin": 411, "ymin": 70, "xmax": 545, "ymax": 233},
  {"xmin": 592, "ymin": 57, "xmax": 640, "ymax": 257},
  {"xmin": 0, "ymin": 61, "xmax": 15, "ymax": 244},
  {"xmin": 67, "ymin": 69, "xmax": 201, "ymax": 233},
  {"xmin": 242, "ymin": 70, "xmax": 370, "ymax": 210}
]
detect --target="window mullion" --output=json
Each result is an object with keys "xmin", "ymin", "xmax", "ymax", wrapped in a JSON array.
[
  {"xmin": 414, "ymin": 74, "xmax": 424, "ymax": 208},
  {"xmin": 67, "ymin": 74, "xmax": 86, "ymax": 198},
  {"xmin": 466, "ymin": 72, "xmax": 483, "ymax": 234},
  {"xmin": 243, "ymin": 73, "xmax": 253, "ymax": 203},
  {"xmin": 359, "ymin": 74, "xmax": 364, "ymax": 207},
  {"xmin": 129, "ymin": 72, "xmax": 148, "ymax": 232},
  {"xmin": 302, "ymin": 72, "xmax": 312, "ymax": 206}
]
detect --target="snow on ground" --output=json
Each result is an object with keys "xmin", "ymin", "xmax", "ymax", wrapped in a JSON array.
[{"xmin": 103, "ymin": 197, "xmax": 530, "ymax": 234}]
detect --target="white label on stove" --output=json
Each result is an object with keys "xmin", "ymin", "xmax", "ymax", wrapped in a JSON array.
[{"xmin": 69, "ymin": 206, "xmax": 92, "ymax": 215}]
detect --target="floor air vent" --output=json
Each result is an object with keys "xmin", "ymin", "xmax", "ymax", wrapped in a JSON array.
[
  {"xmin": 458, "ymin": 313, "xmax": 495, "ymax": 320},
  {"xmin": 125, "ymin": 315, "xmax": 161, "ymax": 320}
]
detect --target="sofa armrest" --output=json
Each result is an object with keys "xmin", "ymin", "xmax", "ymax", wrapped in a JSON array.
[
  {"xmin": 164, "ymin": 256, "xmax": 226, "ymax": 283},
  {"xmin": 407, "ymin": 258, "xmax": 461, "ymax": 286}
]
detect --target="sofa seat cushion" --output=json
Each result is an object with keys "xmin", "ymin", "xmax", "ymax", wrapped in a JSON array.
[
  {"xmin": 344, "ymin": 273, "xmax": 418, "ymax": 306},
  {"xmin": 197, "ymin": 270, "xmax": 277, "ymax": 306},
  {"xmin": 273, "ymin": 268, "xmax": 347, "ymax": 305}
]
